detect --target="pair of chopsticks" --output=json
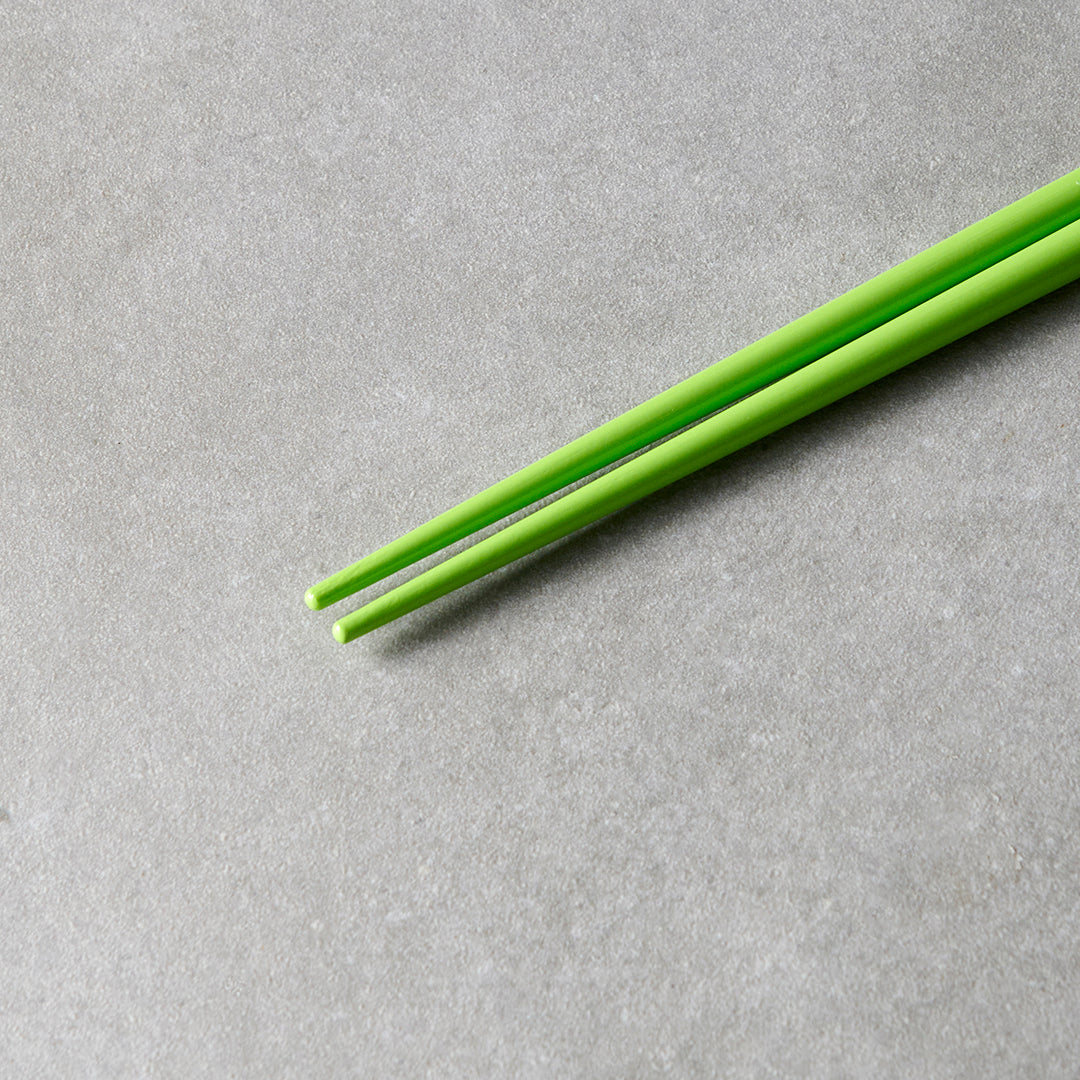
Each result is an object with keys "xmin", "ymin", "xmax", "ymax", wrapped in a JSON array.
[{"xmin": 308, "ymin": 167, "xmax": 1080, "ymax": 642}]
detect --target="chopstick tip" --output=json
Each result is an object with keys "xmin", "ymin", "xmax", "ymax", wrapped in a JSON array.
[
  {"xmin": 304, "ymin": 586, "xmax": 321, "ymax": 610},
  {"xmin": 331, "ymin": 620, "xmax": 349, "ymax": 644}
]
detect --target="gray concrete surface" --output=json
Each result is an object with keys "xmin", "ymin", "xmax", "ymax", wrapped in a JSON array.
[{"xmin": 2, "ymin": 1, "xmax": 1079, "ymax": 1076}]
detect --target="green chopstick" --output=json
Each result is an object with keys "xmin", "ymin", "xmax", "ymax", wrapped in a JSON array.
[
  {"xmin": 332, "ymin": 215, "xmax": 1080, "ymax": 642},
  {"xmin": 306, "ymin": 167, "xmax": 1080, "ymax": 612}
]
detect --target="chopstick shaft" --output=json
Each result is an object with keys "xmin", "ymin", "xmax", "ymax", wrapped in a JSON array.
[
  {"xmin": 308, "ymin": 168, "xmax": 1080, "ymax": 610},
  {"xmin": 332, "ymin": 215, "xmax": 1080, "ymax": 641}
]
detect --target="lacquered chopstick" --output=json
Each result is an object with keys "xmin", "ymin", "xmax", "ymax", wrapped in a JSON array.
[
  {"xmin": 331, "ymin": 215, "xmax": 1080, "ymax": 641},
  {"xmin": 306, "ymin": 167, "xmax": 1080, "ymax": 612}
]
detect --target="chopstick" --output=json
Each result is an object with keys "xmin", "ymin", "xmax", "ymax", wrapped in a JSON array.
[
  {"xmin": 306, "ymin": 167, "xmax": 1080, "ymax": 613},
  {"xmin": 330, "ymin": 214, "xmax": 1080, "ymax": 642}
]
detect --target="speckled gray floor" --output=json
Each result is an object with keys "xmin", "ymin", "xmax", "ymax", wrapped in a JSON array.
[{"xmin": 3, "ymin": 2, "xmax": 1079, "ymax": 1076}]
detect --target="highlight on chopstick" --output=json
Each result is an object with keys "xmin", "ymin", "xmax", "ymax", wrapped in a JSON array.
[{"xmin": 304, "ymin": 168, "xmax": 1080, "ymax": 641}]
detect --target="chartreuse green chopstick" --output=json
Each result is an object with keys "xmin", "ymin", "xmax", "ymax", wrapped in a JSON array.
[
  {"xmin": 332, "ymin": 216, "xmax": 1080, "ymax": 642},
  {"xmin": 307, "ymin": 167, "xmax": 1080, "ymax": 611}
]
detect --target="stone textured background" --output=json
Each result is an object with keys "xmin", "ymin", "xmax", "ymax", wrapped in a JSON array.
[{"xmin": 2, "ymin": 1, "xmax": 1079, "ymax": 1076}]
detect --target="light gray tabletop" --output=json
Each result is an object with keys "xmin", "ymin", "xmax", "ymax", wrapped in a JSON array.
[{"xmin": 3, "ymin": 2, "xmax": 1079, "ymax": 1076}]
